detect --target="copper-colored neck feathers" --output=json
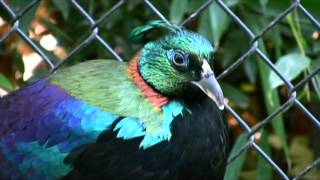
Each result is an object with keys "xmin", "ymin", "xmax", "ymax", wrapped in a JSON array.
[{"xmin": 128, "ymin": 52, "xmax": 169, "ymax": 109}]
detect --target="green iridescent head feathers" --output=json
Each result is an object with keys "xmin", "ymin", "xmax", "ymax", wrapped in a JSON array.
[{"xmin": 131, "ymin": 21, "xmax": 216, "ymax": 96}]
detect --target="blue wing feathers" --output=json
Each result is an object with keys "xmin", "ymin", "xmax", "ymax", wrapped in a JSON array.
[
  {"xmin": 0, "ymin": 78, "xmax": 184, "ymax": 179},
  {"xmin": 0, "ymin": 78, "xmax": 120, "ymax": 178}
]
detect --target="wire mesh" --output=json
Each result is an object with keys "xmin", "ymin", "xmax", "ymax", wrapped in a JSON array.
[{"xmin": 0, "ymin": 0, "xmax": 319, "ymax": 179}]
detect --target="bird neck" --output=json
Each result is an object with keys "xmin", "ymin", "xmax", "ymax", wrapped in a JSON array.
[{"xmin": 128, "ymin": 52, "xmax": 169, "ymax": 109}]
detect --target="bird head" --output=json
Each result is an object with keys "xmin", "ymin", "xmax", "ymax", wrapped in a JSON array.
[{"xmin": 131, "ymin": 21, "xmax": 224, "ymax": 110}]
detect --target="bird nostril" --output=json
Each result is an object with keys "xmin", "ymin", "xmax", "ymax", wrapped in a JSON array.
[{"xmin": 203, "ymin": 73, "xmax": 214, "ymax": 79}]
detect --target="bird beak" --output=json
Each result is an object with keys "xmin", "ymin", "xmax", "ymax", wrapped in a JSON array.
[{"xmin": 192, "ymin": 60, "xmax": 224, "ymax": 110}]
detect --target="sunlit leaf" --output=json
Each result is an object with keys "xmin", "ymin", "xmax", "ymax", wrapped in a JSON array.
[
  {"xmin": 0, "ymin": 73, "xmax": 13, "ymax": 91},
  {"xmin": 40, "ymin": 18, "xmax": 72, "ymax": 45},
  {"xmin": 269, "ymin": 53, "xmax": 311, "ymax": 89}
]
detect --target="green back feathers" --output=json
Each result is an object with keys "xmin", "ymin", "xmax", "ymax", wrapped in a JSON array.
[{"xmin": 51, "ymin": 60, "xmax": 164, "ymax": 135}]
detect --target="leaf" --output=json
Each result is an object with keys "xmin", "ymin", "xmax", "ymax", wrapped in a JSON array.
[
  {"xmin": 242, "ymin": 0, "xmax": 320, "ymax": 33},
  {"xmin": 40, "ymin": 18, "xmax": 73, "ymax": 45},
  {"xmin": 0, "ymin": 5, "xmax": 11, "ymax": 21},
  {"xmin": 224, "ymin": 134, "xmax": 248, "ymax": 180},
  {"xmin": 244, "ymin": 58, "xmax": 257, "ymax": 84},
  {"xmin": 245, "ymin": 14, "xmax": 291, "ymax": 170},
  {"xmin": 221, "ymin": 82, "xmax": 250, "ymax": 109},
  {"xmin": 242, "ymin": 0, "xmax": 292, "ymax": 17},
  {"xmin": 258, "ymin": 40, "xmax": 292, "ymax": 172},
  {"xmin": 270, "ymin": 26, "xmax": 283, "ymax": 59},
  {"xmin": 259, "ymin": 0, "xmax": 269, "ymax": 13},
  {"xmin": 288, "ymin": 137, "xmax": 320, "ymax": 178},
  {"xmin": 226, "ymin": 0, "xmax": 241, "ymax": 7},
  {"xmin": 256, "ymin": 131, "xmax": 272, "ymax": 180},
  {"xmin": 208, "ymin": 2, "xmax": 230, "ymax": 45},
  {"xmin": 11, "ymin": 0, "xmax": 40, "ymax": 33},
  {"xmin": 187, "ymin": 0, "xmax": 206, "ymax": 12},
  {"xmin": 170, "ymin": 0, "xmax": 188, "ymax": 23},
  {"xmin": 52, "ymin": 0, "xmax": 70, "ymax": 20},
  {"xmin": 27, "ymin": 69, "xmax": 50, "ymax": 83},
  {"xmin": 310, "ymin": 60, "xmax": 320, "ymax": 97},
  {"xmin": 218, "ymin": 28, "xmax": 250, "ymax": 68},
  {"xmin": 0, "ymin": 73, "xmax": 13, "ymax": 91},
  {"xmin": 13, "ymin": 48, "xmax": 25, "ymax": 73},
  {"xmin": 269, "ymin": 53, "xmax": 311, "ymax": 89},
  {"xmin": 198, "ymin": 8, "xmax": 213, "ymax": 42},
  {"xmin": 198, "ymin": 2, "xmax": 231, "ymax": 46}
]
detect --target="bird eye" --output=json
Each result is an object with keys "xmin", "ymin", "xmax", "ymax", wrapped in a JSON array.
[
  {"xmin": 168, "ymin": 49, "xmax": 189, "ymax": 70},
  {"xmin": 173, "ymin": 52, "xmax": 185, "ymax": 66}
]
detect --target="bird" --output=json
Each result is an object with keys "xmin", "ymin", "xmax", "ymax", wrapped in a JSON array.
[{"xmin": 0, "ymin": 21, "xmax": 229, "ymax": 180}]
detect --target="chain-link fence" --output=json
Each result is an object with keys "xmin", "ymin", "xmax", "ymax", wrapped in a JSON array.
[{"xmin": 0, "ymin": 0, "xmax": 320, "ymax": 179}]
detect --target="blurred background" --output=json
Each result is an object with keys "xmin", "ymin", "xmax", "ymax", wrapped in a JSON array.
[{"xmin": 0, "ymin": 0, "xmax": 320, "ymax": 179}]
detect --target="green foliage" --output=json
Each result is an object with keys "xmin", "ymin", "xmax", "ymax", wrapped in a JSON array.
[
  {"xmin": 311, "ymin": 60, "xmax": 320, "ymax": 97},
  {"xmin": 269, "ymin": 53, "xmax": 311, "ymax": 89},
  {"xmin": 198, "ymin": 1, "xmax": 233, "ymax": 46},
  {"xmin": 0, "ymin": 73, "xmax": 13, "ymax": 91},
  {"xmin": 170, "ymin": 0, "xmax": 188, "ymax": 23},
  {"xmin": 221, "ymin": 82, "xmax": 249, "ymax": 109},
  {"xmin": 1, "ymin": 0, "xmax": 320, "ymax": 179},
  {"xmin": 224, "ymin": 134, "xmax": 248, "ymax": 180},
  {"xmin": 52, "ymin": 0, "xmax": 70, "ymax": 20},
  {"xmin": 256, "ymin": 131, "xmax": 272, "ymax": 180},
  {"xmin": 10, "ymin": 0, "xmax": 39, "ymax": 33}
]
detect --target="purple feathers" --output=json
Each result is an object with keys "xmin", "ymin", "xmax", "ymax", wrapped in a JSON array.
[{"xmin": 0, "ymin": 77, "xmax": 119, "ymax": 178}]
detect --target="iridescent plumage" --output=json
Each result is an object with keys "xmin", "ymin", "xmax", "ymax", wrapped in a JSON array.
[{"xmin": 0, "ymin": 21, "xmax": 229, "ymax": 180}]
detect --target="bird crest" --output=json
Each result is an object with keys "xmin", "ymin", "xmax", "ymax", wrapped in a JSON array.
[{"xmin": 130, "ymin": 20, "xmax": 182, "ymax": 43}]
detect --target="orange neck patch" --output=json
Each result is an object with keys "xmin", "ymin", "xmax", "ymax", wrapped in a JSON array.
[{"xmin": 128, "ymin": 52, "xmax": 169, "ymax": 108}]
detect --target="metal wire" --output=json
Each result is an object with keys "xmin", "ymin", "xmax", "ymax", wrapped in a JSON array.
[{"xmin": 0, "ymin": 0, "xmax": 319, "ymax": 179}]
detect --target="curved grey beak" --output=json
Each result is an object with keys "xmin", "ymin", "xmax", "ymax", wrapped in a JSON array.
[{"xmin": 192, "ymin": 60, "xmax": 224, "ymax": 110}]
